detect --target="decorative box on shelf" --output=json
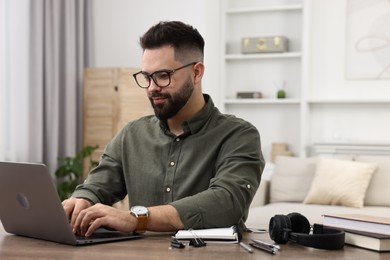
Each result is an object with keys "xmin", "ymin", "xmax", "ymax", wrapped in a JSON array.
[
  {"xmin": 236, "ymin": 91, "xmax": 262, "ymax": 99},
  {"xmin": 241, "ymin": 36, "xmax": 289, "ymax": 54}
]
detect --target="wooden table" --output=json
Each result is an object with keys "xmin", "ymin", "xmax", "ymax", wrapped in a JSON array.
[{"xmin": 0, "ymin": 223, "xmax": 388, "ymax": 259}]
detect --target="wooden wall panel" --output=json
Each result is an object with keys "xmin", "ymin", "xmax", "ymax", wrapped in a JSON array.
[{"xmin": 83, "ymin": 68, "xmax": 152, "ymax": 179}]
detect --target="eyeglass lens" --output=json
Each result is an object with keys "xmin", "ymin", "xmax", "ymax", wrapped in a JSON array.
[{"xmin": 136, "ymin": 71, "xmax": 171, "ymax": 89}]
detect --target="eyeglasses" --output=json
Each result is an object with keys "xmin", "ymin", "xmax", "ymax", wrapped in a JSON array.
[{"xmin": 132, "ymin": 62, "xmax": 197, "ymax": 89}]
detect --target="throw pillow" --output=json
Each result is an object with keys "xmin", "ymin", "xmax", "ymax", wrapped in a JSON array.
[
  {"xmin": 270, "ymin": 156, "xmax": 317, "ymax": 203},
  {"xmin": 303, "ymin": 158, "xmax": 377, "ymax": 208}
]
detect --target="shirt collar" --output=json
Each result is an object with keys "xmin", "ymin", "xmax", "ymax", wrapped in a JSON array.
[{"xmin": 159, "ymin": 94, "xmax": 215, "ymax": 136}]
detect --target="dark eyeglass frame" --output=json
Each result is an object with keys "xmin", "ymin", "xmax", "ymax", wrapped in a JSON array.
[{"xmin": 132, "ymin": 62, "xmax": 197, "ymax": 89}]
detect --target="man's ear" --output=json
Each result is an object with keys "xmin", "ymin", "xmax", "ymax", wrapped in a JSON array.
[{"xmin": 193, "ymin": 62, "xmax": 205, "ymax": 84}]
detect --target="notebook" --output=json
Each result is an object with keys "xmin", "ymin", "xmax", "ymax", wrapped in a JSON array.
[
  {"xmin": 175, "ymin": 225, "xmax": 240, "ymax": 243},
  {"xmin": 0, "ymin": 161, "xmax": 141, "ymax": 245}
]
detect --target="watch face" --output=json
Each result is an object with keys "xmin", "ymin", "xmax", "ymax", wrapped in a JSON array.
[{"xmin": 132, "ymin": 206, "xmax": 148, "ymax": 215}]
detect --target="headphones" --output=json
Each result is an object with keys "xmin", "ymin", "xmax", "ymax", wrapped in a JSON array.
[{"xmin": 269, "ymin": 212, "xmax": 345, "ymax": 250}]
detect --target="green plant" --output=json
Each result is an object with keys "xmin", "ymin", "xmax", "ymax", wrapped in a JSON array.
[
  {"xmin": 277, "ymin": 89, "xmax": 286, "ymax": 99},
  {"xmin": 55, "ymin": 145, "xmax": 99, "ymax": 201}
]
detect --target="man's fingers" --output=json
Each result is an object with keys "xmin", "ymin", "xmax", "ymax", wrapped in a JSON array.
[
  {"xmin": 74, "ymin": 204, "xmax": 103, "ymax": 236},
  {"xmin": 62, "ymin": 199, "xmax": 76, "ymax": 221},
  {"xmin": 70, "ymin": 202, "xmax": 84, "ymax": 228},
  {"xmin": 85, "ymin": 217, "xmax": 106, "ymax": 237},
  {"xmin": 68, "ymin": 199, "xmax": 92, "ymax": 229}
]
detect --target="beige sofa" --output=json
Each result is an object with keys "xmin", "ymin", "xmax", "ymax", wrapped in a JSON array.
[{"xmin": 245, "ymin": 155, "xmax": 390, "ymax": 230}]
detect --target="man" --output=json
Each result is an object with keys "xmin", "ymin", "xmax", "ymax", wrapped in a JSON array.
[{"xmin": 63, "ymin": 21, "xmax": 264, "ymax": 237}]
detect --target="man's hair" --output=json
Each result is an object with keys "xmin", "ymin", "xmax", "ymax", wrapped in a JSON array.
[{"xmin": 139, "ymin": 21, "xmax": 205, "ymax": 62}]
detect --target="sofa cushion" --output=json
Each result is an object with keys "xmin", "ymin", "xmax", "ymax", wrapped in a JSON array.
[
  {"xmin": 357, "ymin": 155, "xmax": 390, "ymax": 206},
  {"xmin": 270, "ymin": 156, "xmax": 317, "ymax": 203},
  {"xmin": 303, "ymin": 158, "xmax": 377, "ymax": 208}
]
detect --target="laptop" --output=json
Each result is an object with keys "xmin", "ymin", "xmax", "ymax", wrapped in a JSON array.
[{"xmin": 0, "ymin": 161, "xmax": 141, "ymax": 245}]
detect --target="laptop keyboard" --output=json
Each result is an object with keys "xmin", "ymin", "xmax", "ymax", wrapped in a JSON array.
[{"xmin": 75, "ymin": 230, "xmax": 134, "ymax": 240}]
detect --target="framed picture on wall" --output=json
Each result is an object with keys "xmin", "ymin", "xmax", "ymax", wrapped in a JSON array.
[{"xmin": 345, "ymin": 0, "xmax": 390, "ymax": 80}]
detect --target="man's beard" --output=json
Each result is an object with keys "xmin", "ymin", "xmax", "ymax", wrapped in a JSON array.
[{"xmin": 149, "ymin": 77, "xmax": 194, "ymax": 121}]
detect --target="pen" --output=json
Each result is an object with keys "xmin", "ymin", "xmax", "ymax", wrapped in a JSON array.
[
  {"xmin": 251, "ymin": 238, "xmax": 281, "ymax": 250},
  {"xmin": 245, "ymin": 227, "xmax": 267, "ymax": 233},
  {"xmin": 249, "ymin": 242, "xmax": 276, "ymax": 255},
  {"xmin": 239, "ymin": 241, "xmax": 253, "ymax": 253}
]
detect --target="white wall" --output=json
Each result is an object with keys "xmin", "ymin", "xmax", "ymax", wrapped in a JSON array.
[
  {"xmin": 92, "ymin": 0, "xmax": 221, "ymax": 105},
  {"xmin": 308, "ymin": 0, "xmax": 390, "ymax": 98},
  {"xmin": 307, "ymin": 0, "xmax": 390, "ymax": 144}
]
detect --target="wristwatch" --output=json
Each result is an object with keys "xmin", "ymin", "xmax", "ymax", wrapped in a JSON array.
[{"xmin": 130, "ymin": 206, "xmax": 149, "ymax": 233}]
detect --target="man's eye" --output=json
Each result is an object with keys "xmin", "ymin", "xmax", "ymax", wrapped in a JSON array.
[{"xmin": 155, "ymin": 72, "xmax": 170, "ymax": 80}]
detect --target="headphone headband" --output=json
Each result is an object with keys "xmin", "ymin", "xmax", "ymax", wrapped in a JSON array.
[{"xmin": 289, "ymin": 224, "xmax": 345, "ymax": 250}]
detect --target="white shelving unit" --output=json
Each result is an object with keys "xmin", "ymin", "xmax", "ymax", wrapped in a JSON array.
[
  {"xmin": 220, "ymin": 0, "xmax": 307, "ymax": 161},
  {"xmin": 220, "ymin": 1, "xmax": 390, "ymax": 162},
  {"xmin": 225, "ymin": 52, "xmax": 302, "ymax": 60}
]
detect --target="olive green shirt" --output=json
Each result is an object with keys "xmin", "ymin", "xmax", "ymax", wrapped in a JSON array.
[{"xmin": 73, "ymin": 94, "xmax": 264, "ymax": 229}]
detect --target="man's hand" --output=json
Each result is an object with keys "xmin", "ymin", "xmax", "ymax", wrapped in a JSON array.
[
  {"xmin": 71, "ymin": 203, "xmax": 137, "ymax": 237},
  {"xmin": 62, "ymin": 198, "xmax": 137, "ymax": 237},
  {"xmin": 62, "ymin": 197, "xmax": 92, "ymax": 228}
]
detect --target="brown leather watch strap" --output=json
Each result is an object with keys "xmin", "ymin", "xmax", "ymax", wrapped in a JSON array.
[{"xmin": 135, "ymin": 214, "xmax": 148, "ymax": 233}]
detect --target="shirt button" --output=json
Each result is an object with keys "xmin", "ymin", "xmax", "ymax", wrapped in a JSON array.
[
  {"xmin": 175, "ymin": 138, "xmax": 180, "ymax": 142},
  {"xmin": 247, "ymin": 184, "xmax": 251, "ymax": 189},
  {"xmin": 166, "ymin": 187, "xmax": 171, "ymax": 192},
  {"xmin": 170, "ymin": 161, "xmax": 175, "ymax": 166}
]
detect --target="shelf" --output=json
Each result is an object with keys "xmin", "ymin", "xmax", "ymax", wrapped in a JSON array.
[
  {"xmin": 312, "ymin": 142, "xmax": 390, "ymax": 156},
  {"xmin": 225, "ymin": 52, "xmax": 301, "ymax": 60},
  {"xmin": 226, "ymin": 5, "xmax": 303, "ymax": 14},
  {"xmin": 224, "ymin": 98, "xmax": 300, "ymax": 105},
  {"xmin": 307, "ymin": 99, "xmax": 390, "ymax": 104}
]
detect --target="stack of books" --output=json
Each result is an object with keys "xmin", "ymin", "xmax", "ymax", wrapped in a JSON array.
[{"xmin": 322, "ymin": 214, "xmax": 390, "ymax": 252}]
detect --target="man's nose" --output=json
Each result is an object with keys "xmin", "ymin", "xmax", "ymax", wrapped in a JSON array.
[{"xmin": 147, "ymin": 78, "xmax": 162, "ymax": 92}]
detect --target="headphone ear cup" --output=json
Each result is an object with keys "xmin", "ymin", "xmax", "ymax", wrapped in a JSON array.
[
  {"xmin": 287, "ymin": 212, "xmax": 311, "ymax": 234},
  {"xmin": 269, "ymin": 214, "xmax": 291, "ymax": 244}
]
